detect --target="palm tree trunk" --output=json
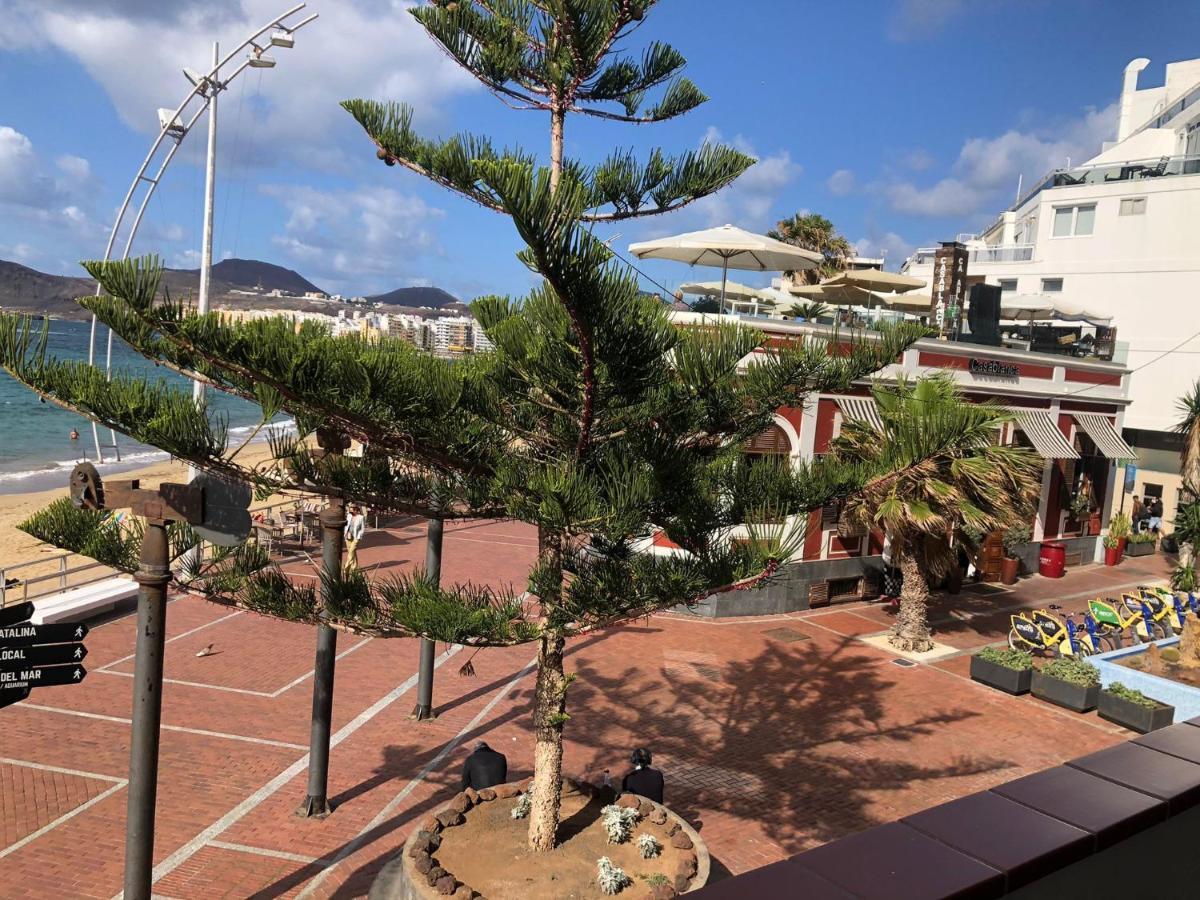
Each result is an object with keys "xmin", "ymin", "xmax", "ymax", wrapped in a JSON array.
[
  {"xmin": 891, "ymin": 553, "xmax": 934, "ymax": 652},
  {"xmin": 527, "ymin": 629, "xmax": 567, "ymax": 851}
]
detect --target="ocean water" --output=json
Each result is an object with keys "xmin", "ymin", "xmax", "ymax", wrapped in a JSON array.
[{"xmin": 0, "ymin": 318, "xmax": 273, "ymax": 494}]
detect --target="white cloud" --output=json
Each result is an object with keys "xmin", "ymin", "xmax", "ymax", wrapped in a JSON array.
[
  {"xmin": 684, "ymin": 127, "xmax": 801, "ymax": 229},
  {"xmin": 4, "ymin": 1, "xmax": 477, "ymax": 171},
  {"xmin": 260, "ymin": 182, "xmax": 445, "ymax": 294},
  {"xmin": 887, "ymin": 0, "xmax": 966, "ymax": 42},
  {"xmin": 903, "ymin": 148, "xmax": 935, "ymax": 171},
  {"xmin": 851, "ymin": 231, "xmax": 915, "ymax": 268},
  {"xmin": 827, "ymin": 168, "xmax": 855, "ymax": 196},
  {"xmin": 885, "ymin": 102, "xmax": 1118, "ymax": 218},
  {"xmin": 0, "ymin": 125, "xmax": 100, "ymax": 238}
]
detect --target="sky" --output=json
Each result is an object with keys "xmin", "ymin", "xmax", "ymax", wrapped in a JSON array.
[{"xmin": 2, "ymin": 0, "xmax": 1200, "ymax": 302}]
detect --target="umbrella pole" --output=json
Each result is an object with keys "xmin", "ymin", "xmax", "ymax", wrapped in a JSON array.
[{"xmin": 720, "ymin": 257, "xmax": 730, "ymax": 316}]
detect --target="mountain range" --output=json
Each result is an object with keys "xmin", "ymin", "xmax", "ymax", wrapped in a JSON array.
[{"xmin": 0, "ymin": 258, "xmax": 461, "ymax": 320}]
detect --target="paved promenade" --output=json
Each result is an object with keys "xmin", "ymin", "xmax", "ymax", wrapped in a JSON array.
[{"xmin": 0, "ymin": 520, "xmax": 1175, "ymax": 897}]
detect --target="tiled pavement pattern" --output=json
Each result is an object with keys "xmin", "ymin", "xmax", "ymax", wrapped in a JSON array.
[{"xmin": 0, "ymin": 519, "xmax": 1176, "ymax": 897}]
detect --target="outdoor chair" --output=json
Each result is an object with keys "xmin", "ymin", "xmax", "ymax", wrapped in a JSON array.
[{"xmin": 1140, "ymin": 156, "xmax": 1170, "ymax": 178}]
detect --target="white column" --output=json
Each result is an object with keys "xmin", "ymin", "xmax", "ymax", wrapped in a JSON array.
[{"xmin": 190, "ymin": 41, "xmax": 219, "ymax": 481}]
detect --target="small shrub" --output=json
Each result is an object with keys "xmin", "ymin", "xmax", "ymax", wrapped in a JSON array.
[
  {"xmin": 1105, "ymin": 682, "xmax": 1160, "ymax": 708},
  {"xmin": 1103, "ymin": 534, "xmax": 1119, "ymax": 549},
  {"xmin": 601, "ymin": 804, "xmax": 639, "ymax": 843},
  {"xmin": 637, "ymin": 832, "xmax": 662, "ymax": 859},
  {"xmin": 1160, "ymin": 647, "xmax": 1182, "ymax": 663},
  {"xmin": 976, "ymin": 646, "xmax": 1034, "ymax": 671},
  {"xmin": 597, "ymin": 857, "xmax": 630, "ymax": 895},
  {"xmin": 1003, "ymin": 524, "xmax": 1033, "ymax": 557},
  {"xmin": 510, "ymin": 792, "xmax": 531, "ymax": 820},
  {"xmin": 1131, "ymin": 531, "xmax": 1158, "ymax": 545},
  {"xmin": 1040, "ymin": 657, "xmax": 1100, "ymax": 687},
  {"xmin": 1172, "ymin": 564, "xmax": 1199, "ymax": 593},
  {"xmin": 642, "ymin": 873, "xmax": 670, "ymax": 888}
]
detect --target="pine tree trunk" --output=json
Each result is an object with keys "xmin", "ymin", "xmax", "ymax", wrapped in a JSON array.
[
  {"xmin": 527, "ymin": 629, "xmax": 567, "ymax": 851},
  {"xmin": 890, "ymin": 553, "xmax": 934, "ymax": 652},
  {"xmin": 549, "ymin": 103, "xmax": 564, "ymax": 194}
]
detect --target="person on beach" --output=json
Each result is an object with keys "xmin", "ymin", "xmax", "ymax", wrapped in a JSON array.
[
  {"xmin": 344, "ymin": 504, "xmax": 365, "ymax": 570},
  {"xmin": 461, "ymin": 740, "xmax": 508, "ymax": 790},
  {"xmin": 621, "ymin": 747, "xmax": 664, "ymax": 803}
]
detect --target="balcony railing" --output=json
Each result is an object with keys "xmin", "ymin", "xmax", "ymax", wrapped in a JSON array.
[
  {"xmin": 1010, "ymin": 152, "xmax": 1200, "ymax": 211},
  {"xmin": 904, "ymin": 243, "xmax": 1034, "ymax": 268}
]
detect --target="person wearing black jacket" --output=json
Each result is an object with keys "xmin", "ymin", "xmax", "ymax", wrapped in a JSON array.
[
  {"xmin": 461, "ymin": 741, "xmax": 507, "ymax": 790},
  {"xmin": 621, "ymin": 748, "xmax": 664, "ymax": 803}
]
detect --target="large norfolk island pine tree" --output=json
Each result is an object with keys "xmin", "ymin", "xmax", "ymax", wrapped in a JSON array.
[{"xmin": 0, "ymin": 1, "xmax": 997, "ymax": 854}]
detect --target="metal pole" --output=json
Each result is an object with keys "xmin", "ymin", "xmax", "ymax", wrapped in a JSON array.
[
  {"xmin": 719, "ymin": 257, "xmax": 729, "ymax": 316},
  {"xmin": 123, "ymin": 520, "xmax": 171, "ymax": 900},
  {"xmin": 411, "ymin": 518, "xmax": 442, "ymax": 721},
  {"xmin": 191, "ymin": 41, "xmax": 218, "ymax": 471},
  {"xmin": 297, "ymin": 499, "xmax": 344, "ymax": 818}
]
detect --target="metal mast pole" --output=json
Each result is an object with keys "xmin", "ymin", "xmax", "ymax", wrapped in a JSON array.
[{"xmin": 192, "ymin": 41, "xmax": 219, "ymax": 444}]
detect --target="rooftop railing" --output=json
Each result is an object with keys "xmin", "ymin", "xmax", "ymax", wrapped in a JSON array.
[
  {"xmin": 1008, "ymin": 152, "xmax": 1200, "ymax": 212},
  {"xmin": 903, "ymin": 243, "xmax": 1035, "ymax": 269}
]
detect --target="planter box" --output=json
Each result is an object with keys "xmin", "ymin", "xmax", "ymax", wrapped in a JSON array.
[
  {"xmin": 1000, "ymin": 556, "xmax": 1020, "ymax": 585},
  {"xmin": 1031, "ymin": 670, "xmax": 1100, "ymax": 712},
  {"xmin": 1126, "ymin": 542, "xmax": 1157, "ymax": 558},
  {"xmin": 1097, "ymin": 691, "xmax": 1175, "ymax": 733},
  {"xmin": 970, "ymin": 655, "xmax": 1032, "ymax": 695}
]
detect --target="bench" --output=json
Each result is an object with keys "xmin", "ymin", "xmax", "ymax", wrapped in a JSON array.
[{"xmin": 31, "ymin": 577, "xmax": 139, "ymax": 625}]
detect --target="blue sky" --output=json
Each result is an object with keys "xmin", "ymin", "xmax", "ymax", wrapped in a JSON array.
[{"xmin": 2, "ymin": 0, "xmax": 1199, "ymax": 301}]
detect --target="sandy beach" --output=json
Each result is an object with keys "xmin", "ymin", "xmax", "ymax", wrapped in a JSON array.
[{"xmin": 1, "ymin": 443, "xmax": 280, "ymax": 597}]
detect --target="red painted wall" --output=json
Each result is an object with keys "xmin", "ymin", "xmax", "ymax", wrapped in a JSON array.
[
  {"xmin": 1064, "ymin": 368, "xmax": 1120, "ymax": 386},
  {"xmin": 917, "ymin": 351, "xmax": 1054, "ymax": 380}
]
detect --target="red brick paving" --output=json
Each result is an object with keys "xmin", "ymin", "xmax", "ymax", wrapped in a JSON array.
[{"xmin": 0, "ymin": 525, "xmax": 1177, "ymax": 897}]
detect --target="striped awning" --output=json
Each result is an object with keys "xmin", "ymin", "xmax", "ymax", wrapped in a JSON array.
[
  {"xmin": 1073, "ymin": 413, "xmax": 1137, "ymax": 461},
  {"xmin": 1011, "ymin": 410, "xmax": 1079, "ymax": 459},
  {"xmin": 836, "ymin": 396, "xmax": 884, "ymax": 432}
]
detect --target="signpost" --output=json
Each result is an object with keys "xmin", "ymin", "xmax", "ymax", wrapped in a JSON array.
[
  {"xmin": 931, "ymin": 241, "xmax": 969, "ymax": 340},
  {"xmin": 0, "ymin": 621, "xmax": 88, "ymax": 647},
  {"xmin": 0, "ymin": 605, "xmax": 89, "ymax": 705},
  {"xmin": 0, "ymin": 601, "xmax": 36, "ymax": 628}
]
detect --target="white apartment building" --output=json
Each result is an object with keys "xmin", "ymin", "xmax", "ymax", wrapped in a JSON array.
[
  {"xmin": 427, "ymin": 316, "xmax": 474, "ymax": 355},
  {"xmin": 901, "ymin": 55, "xmax": 1200, "ymax": 521}
]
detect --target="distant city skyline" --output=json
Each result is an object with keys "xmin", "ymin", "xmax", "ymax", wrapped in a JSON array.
[{"xmin": 1, "ymin": 0, "xmax": 1199, "ymax": 300}]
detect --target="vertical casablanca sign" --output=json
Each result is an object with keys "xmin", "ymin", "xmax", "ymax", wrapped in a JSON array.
[{"xmin": 931, "ymin": 241, "xmax": 969, "ymax": 339}]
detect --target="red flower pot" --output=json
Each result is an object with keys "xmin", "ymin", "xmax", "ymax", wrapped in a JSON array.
[
  {"xmin": 1104, "ymin": 545, "xmax": 1120, "ymax": 566},
  {"xmin": 1117, "ymin": 537, "xmax": 1128, "ymax": 562}
]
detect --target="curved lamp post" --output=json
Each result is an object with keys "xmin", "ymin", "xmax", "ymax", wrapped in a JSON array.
[{"xmin": 86, "ymin": 2, "xmax": 318, "ymax": 464}]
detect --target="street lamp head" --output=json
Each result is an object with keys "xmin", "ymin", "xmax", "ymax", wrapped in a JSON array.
[
  {"xmin": 248, "ymin": 52, "xmax": 277, "ymax": 68},
  {"xmin": 269, "ymin": 29, "xmax": 295, "ymax": 48}
]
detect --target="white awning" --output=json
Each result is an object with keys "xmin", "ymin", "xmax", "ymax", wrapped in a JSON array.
[
  {"xmin": 1011, "ymin": 409, "xmax": 1079, "ymax": 459},
  {"xmin": 1073, "ymin": 413, "xmax": 1137, "ymax": 461},
  {"xmin": 836, "ymin": 396, "xmax": 884, "ymax": 432}
]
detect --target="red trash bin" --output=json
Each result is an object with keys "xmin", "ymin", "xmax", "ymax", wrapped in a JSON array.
[{"xmin": 1039, "ymin": 541, "xmax": 1066, "ymax": 578}]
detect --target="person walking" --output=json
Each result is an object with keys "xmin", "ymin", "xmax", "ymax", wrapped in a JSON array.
[
  {"xmin": 344, "ymin": 504, "xmax": 366, "ymax": 570},
  {"xmin": 621, "ymin": 748, "xmax": 664, "ymax": 803},
  {"xmin": 1149, "ymin": 496, "xmax": 1164, "ymax": 533},
  {"xmin": 461, "ymin": 741, "xmax": 508, "ymax": 790}
]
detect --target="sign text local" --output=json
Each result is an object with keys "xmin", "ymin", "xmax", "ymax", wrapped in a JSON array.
[{"xmin": 969, "ymin": 358, "xmax": 1020, "ymax": 378}]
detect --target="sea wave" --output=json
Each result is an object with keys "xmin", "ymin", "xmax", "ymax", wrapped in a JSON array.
[{"xmin": 0, "ymin": 419, "xmax": 296, "ymax": 486}]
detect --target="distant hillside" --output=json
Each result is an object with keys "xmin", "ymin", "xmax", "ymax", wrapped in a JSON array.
[
  {"xmin": 171, "ymin": 258, "xmax": 324, "ymax": 296},
  {"xmin": 367, "ymin": 286, "xmax": 460, "ymax": 308},
  {"xmin": 0, "ymin": 260, "xmax": 95, "ymax": 315}
]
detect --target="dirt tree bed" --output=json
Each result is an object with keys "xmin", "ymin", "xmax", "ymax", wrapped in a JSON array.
[{"xmin": 370, "ymin": 780, "xmax": 709, "ymax": 900}]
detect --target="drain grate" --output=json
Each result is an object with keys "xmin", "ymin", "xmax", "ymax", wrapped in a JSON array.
[
  {"xmin": 762, "ymin": 626, "xmax": 812, "ymax": 643},
  {"xmin": 890, "ymin": 658, "xmax": 918, "ymax": 668}
]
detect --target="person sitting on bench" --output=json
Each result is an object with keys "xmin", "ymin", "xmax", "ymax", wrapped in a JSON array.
[
  {"xmin": 461, "ymin": 740, "xmax": 508, "ymax": 791},
  {"xmin": 621, "ymin": 747, "xmax": 664, "ymax": 803}
]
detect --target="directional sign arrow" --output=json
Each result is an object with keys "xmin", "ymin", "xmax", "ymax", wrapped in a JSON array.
[
  {"xmin": 0, "ymin": 664, "xmax": 87, "ymax": 691},
  {"xmin": 0, "ymin": 643, "xmax": 87, "ymax": 668},
  {"xmin": 0, "ymin": 686, "xmax": 30, "ymax": 709},
  {"xmin": 0, "ymin": 621, "xmax": 89, "ymax": 648},
  {"xmin": 0, "ymin": 602, "xmax": 35, "ymax": 629}
]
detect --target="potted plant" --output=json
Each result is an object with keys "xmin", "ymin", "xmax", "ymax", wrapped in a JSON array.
[
  {"xmin": 1126, "ymin": 531, "xmax": 1158, "ymax": 557},
  {"xmin": 1109, "ymin": 512, "xmax": 1131, "ymax": 560},
  {"xmin": 1103, "ymin": 534, "xmax": 1121, "ymax": 566},
  {"xmin": 1001, "ymin": 525, "xmax": 1031, "ymax": 585},
  {"xmin": 970, "ymin": 647, "xmax": 1034, "ymax": 694},
  {"xmin": 1069, "ymin": 492, "xmax": 1093, "ymax": 535},
  {"xmin": 1031, "ymin": 657, "xmax": 1101, "ymax": 712},
  {"xmin": 1097, "ymin": 682, "xmax": 1175, "ymax": 733}
]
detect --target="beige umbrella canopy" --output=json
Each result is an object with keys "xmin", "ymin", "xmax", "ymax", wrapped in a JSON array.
[
  {"xmin": 821, "ymin": 269, "xmax": 926, "ymax": 293},
  {"xmin": 629, "ymin": 224, "xmax": 822, "ymax": 315},
  {"xmin": 789, "ymin": 269, "xmax": 927, "ymax": 311}
]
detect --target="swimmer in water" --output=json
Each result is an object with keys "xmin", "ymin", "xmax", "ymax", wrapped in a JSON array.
[{"xmin": 70, "ymin": 429, "xmax": 79, "ymax": 440}]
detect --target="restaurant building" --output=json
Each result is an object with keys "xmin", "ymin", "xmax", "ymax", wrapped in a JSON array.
[{"xmin": 651, "ymin": 313, "xmax": 1133, "ymax": 617}]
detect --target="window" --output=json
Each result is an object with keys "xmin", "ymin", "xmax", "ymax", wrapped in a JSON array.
[
  {"xmin": 997, "ymin": 279, "xmax": 1017, "ymax": 293},
  {"xmin": 1041, "ymin": 278, "xmax": 1064, "ymax": 293},
  {"xmin": 1119, "ymin": 197, "xmax": 1147, "ymax": 216},
  {"xmin": 1052, "ymin": 204, "xmax": 1096, "ymax": 237}
]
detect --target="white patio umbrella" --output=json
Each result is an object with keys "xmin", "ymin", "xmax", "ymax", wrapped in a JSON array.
[
  {"xmin": 1000, "ymin": 293, "xmax": 1112, "ymax": 325},
  {"xmin": 678, "ymin": 280, "xmax": 764, "ymax": 302},
  {"xmin": 629, "ymin": 224, "xmax": 822, "ymax": 315}
]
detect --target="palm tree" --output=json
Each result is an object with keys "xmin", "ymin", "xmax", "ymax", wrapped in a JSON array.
[
  {"xmin": 786, "ymin": 300, "xmax": 830, "ymax": 322},
  {"xmin": 831, "ymin": 376, "xmax": 1042, "ymax": 651},
  {"xmin": 769, "ymin": 213, "xmax": 852, "ymax": 285},
  {"xmin": 1173, "ymin": 379, "xmax": 1200, "ymax": 571}
]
